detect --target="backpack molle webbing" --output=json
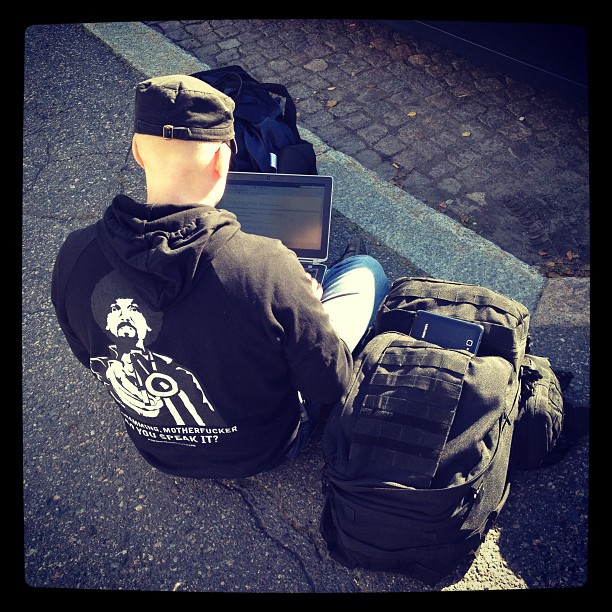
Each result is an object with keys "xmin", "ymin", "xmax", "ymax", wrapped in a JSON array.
[
  {"xmin": 343, "ymin": 333, "xmax": 472, "ymax": 488},
  {"xmin": 375, "ymin": 277, "xmax": 531, "ymax": 367}
]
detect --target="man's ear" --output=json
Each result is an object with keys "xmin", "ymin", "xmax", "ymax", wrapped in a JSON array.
[
  {"xmin": 214, "ymin": 143, "xmax": 231, "ymax": 178},
  {"xmin": 131, "ymin": 135, "xmax": 145, "ymax": 169}
]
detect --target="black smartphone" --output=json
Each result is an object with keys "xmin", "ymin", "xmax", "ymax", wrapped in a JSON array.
[{"xmin": 409, "ymin": 310, "xmax": 484, "ymax": 355}]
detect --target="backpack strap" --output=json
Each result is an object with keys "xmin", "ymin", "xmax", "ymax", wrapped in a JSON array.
[
  {"xmin": 350, "ymin": 338, "xmax": 472, "ymax": 488},
  {"xmin": 193, "ymin": 67, "xmax": 245, "ymax": 97},
  {"xmin": 258, "ymin": 82, "xmax": 300, "ymax": 139}
]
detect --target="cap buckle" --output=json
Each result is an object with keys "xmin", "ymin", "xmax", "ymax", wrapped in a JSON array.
[{"xmin": 162, "ymin": 125, "xmax": 174, "ymax": 139}]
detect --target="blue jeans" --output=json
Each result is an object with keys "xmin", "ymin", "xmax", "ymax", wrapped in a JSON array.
[
  {"xmin": 283, "ymin": 254, "xmax": 390, "ymax": 461},
  {"xmin": 321, "ymin": 254, "xmax": 390, "ymax": 353}
]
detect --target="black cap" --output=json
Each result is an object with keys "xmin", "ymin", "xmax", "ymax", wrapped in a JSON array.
[{"xmin": 134, "ymin": 74, "xmax": 237, "ymax": 152}]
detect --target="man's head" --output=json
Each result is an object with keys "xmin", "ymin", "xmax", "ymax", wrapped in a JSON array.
[
  {"xmin": 132, "ymin": 75, "xmax": 237, "ymax": 205},
  {"xmin": 134, "ymin": 74, "xmax": 236, "ymax": 150}
]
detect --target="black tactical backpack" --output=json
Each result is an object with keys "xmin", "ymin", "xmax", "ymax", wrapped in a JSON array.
[
  {"xmin": 320, "ymin": 276, "xmax": 567, "ymax": 585},
  {"xmin": 191, "ymin": 65, "xmax": 318, "ymax": 175}
]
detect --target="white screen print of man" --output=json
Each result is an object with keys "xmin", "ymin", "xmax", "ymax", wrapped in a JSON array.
[{"xmin": 89, "ymin": 271, "xmax": 225, "ymax": 428}]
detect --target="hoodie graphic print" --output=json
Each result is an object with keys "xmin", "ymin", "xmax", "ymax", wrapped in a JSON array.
[{"xmin": 89, "ymin": 269, "xmax": 234, "ymax": 448}]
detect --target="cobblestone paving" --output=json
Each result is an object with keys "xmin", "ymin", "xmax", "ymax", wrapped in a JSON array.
[{"xmin": 146, "ymin": 19, "xmax": 590, "ymax": 277}]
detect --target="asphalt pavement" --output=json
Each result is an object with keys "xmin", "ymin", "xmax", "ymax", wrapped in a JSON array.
[{"xmin": 22, "ymin": 21, "xmax": 591, "ymax": 594}]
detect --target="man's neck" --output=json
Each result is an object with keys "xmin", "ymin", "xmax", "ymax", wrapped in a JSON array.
[{"xmin": 145, "ymin": 183, "xmax": 214, "ymax": 206}]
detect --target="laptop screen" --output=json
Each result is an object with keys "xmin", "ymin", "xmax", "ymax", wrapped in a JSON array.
[{"xmin": 218, "ymin": 172, "xmax": 333, "ymax": 260}]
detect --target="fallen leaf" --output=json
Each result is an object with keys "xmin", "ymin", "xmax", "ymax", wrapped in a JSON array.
[
  {"xmin": 537, "ymin": 250, "xmax": 548, "ymax": 256},
  {"xmin": 326, "ymin": 99, "xmax": 338, "ymax": 108},
  {"xmin": 461, "ymin": 131, "xmax": 471, "ymax": 137},
  {"xmin": 327, "ymin": 86, "xmax": 336, "ymax": 91},
  {"xmin": 545, "ymin": 261, "xmax": 557, "ymax": 268},
  {"xmin": 407, "ymin": 111, "xmax": 417, "ymax": 117},
  {"xmin": 438, "ymin": 202, "xmax": 447, "ymax": 209},
  {"xmin": 366, "ymin": 83, "xmax": 377, "ymax": 88},
  {"xmin": 392, "ymin": 162, "xmax": 400, "ymax": 169},
  {"xmin": 566, "ymin": 250, "xmax": 575, "ymax": 260}
]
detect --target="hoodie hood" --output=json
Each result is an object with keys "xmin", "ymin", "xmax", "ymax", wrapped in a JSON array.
[{"xmin": 96, "ymin": 194, "xmax": 240, "ymax": 309}]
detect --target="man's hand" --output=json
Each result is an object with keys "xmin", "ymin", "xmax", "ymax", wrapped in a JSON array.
[{"xmin": 304, "ymin": 270, "xmax": 323, "ymax": 300}]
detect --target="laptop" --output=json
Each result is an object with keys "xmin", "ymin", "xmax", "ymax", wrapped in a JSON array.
[{"xmin": 218, "ymin": 171, "xmax": 333, "ymax": 282}]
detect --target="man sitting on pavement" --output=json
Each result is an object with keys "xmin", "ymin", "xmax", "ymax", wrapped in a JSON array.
[{"xmin": 51, "ymin": 74, "xmax": 389, "ymax": 479}]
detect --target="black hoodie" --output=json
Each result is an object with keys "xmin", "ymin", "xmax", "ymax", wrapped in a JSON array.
[{"xmin": 51, "ymin": 194, "xmax": 352, "ymax": 478}]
